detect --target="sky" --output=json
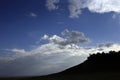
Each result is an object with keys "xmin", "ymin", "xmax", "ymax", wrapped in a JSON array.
[{"xmin": 1, "ymin": 0, "xmax": 120, "ymax": 77}]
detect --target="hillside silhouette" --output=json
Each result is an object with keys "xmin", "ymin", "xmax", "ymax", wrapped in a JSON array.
[
  {"xmin": 58, "ymin": 51, "xmax": 120, "ymax": 75},
  {"xmin": 1, "ymin": 51, "xmax": 120, "ymax": 80}
]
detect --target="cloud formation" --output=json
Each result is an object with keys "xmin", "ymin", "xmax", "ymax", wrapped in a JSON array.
[
  {"xmin": 0, "ymin": 43, "xmax": 88, "ymax": 77},
  {"xmin": 97, "ymin": 43, "xmax": 120, "ymax": 52},
  {"xmin": 68, "ymin": 0, "xmax": 83, "ymax": 18},
  {"xmin": 46, "ymin": 0, "xmax": 60, "ymax": 11},
  {"xmin": 42, "ymin": 29, "xmax": 89, "ymax": 46},
  {"xmin": 87, "ymin": 0, "xmax": 120, "ymax": 13},
  {"xmin": 0, "ymin": 30, "xmax": 120, "ymax": 77},
  {"xmin": 46, "ymin": 0, "xmax": 120, "ymax": 18}
]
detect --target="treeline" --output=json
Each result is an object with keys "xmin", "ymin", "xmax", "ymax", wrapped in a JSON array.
[
  {"xmin": 88, "ymin": 51, "xmax": 120, "ymax": 61},
  {"xmin": 59, "ymin": 51, "xmax": 120, "ymax": 75}
]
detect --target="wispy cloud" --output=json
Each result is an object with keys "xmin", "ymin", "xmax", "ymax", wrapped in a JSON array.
[
  {"xmin": 112, "ymin": 13, "xmax": 120, "ymax": 24},
  {"xmin": 46, "ymin": 0, "xmax": 60, "ymax": 11},
  {"xmin": 27, "ymin": 12, "xmax": 37, "ymax": 18},
  {"xmin": 68, "ymin": 0, "xmax": 83, "ymax": 18}
]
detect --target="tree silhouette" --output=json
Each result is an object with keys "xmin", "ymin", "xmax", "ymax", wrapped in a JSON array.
[{"xmin": 59, "ymin": 51, "xmax": 120, "ymax": 75}]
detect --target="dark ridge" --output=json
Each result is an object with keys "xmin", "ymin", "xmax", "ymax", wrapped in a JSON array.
[
  {"xmin": 58, "ymin": 51, "xmax": 120, "ymax": 75},
  {"xmin": 1, "ymin": 51, "xmax": 120, "ymax": 80}
]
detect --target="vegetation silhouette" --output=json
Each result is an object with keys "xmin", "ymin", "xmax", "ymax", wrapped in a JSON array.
[{"xmin": 59, "ymin": 51, "xmax": 120, "ymax": 75}]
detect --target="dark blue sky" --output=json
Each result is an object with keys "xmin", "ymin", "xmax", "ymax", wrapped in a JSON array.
[{"xmin": 0, "ymin": 0, "xmax": 120, "ymax": 50}]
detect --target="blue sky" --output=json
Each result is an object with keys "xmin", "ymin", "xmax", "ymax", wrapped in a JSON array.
[
  {"xmin": 1, "ymin": 0, "xmax": 120, "ymax": 77},
  {"xmin": 0, "ymin": 0, "xmax": 120, "ymax": 50}
]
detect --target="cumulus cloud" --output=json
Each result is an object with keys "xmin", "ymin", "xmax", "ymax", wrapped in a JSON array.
[
  {"xmin": 46, "ymin": 0, "xmax": 60, "ymax": 11},
  {"xmin": 87, "ymin": 0, "xmax": 120, "ymax": 13},
  {"xmin": 0, "ymin": 30, "xmax": 120, "ymax": 77},
  {"xmin": 46, "ymin": 0, "xmax": 120, "ymax": 18},
  {"xmin": 41, "ymin": 34, "xmax": 49, "ymax": 40},
  {"xmin": 68, "ymin": 0, "xmax": 120, "ymax": 18},
  {"xmin": 42, "ymin": 29, "xmax": 90, "ymax": 46}
]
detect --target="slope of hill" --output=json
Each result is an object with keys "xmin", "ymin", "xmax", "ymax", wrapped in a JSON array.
[
  {"xmin": 1, "ymin": 51, "xmax": 120, "ymax": 80},
  {"xmin": 58, "ymin": 51, "xmax": 120, "ymax": 75}
]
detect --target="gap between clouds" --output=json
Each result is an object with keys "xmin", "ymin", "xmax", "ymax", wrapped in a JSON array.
[
  {"xmin": 0, "ymin": 29, "xmax": 120, "ymax": 77},
  {"xmin": 46, "ymin": 0, "xmax": 120, "ymax": 18}
]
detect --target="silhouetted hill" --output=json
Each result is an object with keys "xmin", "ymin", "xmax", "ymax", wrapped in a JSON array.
[
  {"xmin": 58, "ymin": 51, "xmax": 120, "ymax": 75},
  {"xmin": 1, "ymin": 51, "xmax": 120, "ymax": 80}
]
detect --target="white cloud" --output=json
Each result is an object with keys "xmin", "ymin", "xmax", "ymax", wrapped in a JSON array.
[
  {"xmin": 87, "ymin": 0, "xmax": 120, "ymax": 13},
  {"xmin": 68, "ymin": 0, "xmax": 85, "ymax": 18},
  {"xmin": 41, "ymin": 34, "xmax": 49, "ymax": 40},
  {"xmin": 46, "ymin": 0, "xmax": 60, "ymax": 11},
  {"xmin": 43, "ymin": 29, "xmax": 90, "ymax": 46},
  {"xmin": 46, "ymin": 0, "xmax": 120, "ymax": 18},
  {"xmin": 0, "ymin": 43, "xmax": 89, "ymax": 77},
  {"xmin": 11, "ymin": 48, "xmax": 26, "ymax": 53},
  {"xmin": 0, "ymin": 30, "xmax": 120, "ymax": 77},
  {"xmin": 68, "ymin": 0, "xmax": 120, "ymax": 18},
  {"xmin": 97, "ymin": 43, "xmax": 120, "ymax": 52}
]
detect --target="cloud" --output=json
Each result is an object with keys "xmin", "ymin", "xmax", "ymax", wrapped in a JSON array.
[
  {"xmin": 0, "ymin": 43, "xmax": 89, "ymax": 77},
  {"xmin": 87, "ymin": 0, "xmax": 120, "ymax": 13},
  {"xmin": 112, "ymin": 13, "xmax": 120, "ymax": 23},
  {"xmin": 46, "ymin": 0, "xmax": 60, "ymax": 11},
  {"xmin": 98, "ymin": 43, "xmax": 114, "ymax": 48},
  {"xmin": 97, "ymin": 43, "xmax": 120, "ymax": 52},
  {"xmin": 68, "ymin": 0, "xmax": 84, "ymax": 18},
  {"xmin": 46, "ymin": 0, "xmax": 120, "ymax": 18},
  {"xmin": 112, "ymin": 13, "xmax": 118, "ymax": 19},
  {"xmin": 28, "ymin": 12, "xmax": 37, "ymax": 17},
  {"xmin": 11, "ymin": 49, "xmax": 26, "ymax": 53},
  {"xmin": 0, "ymin": 30, "xmax": 120, "ymax": 77},
  {"xmin": 42, "ymin": 29, "xmax": 90, "ymax": 46},
  {"xmin": 41, "ymin": 34, "xmax": 49, "ymax": 40},
  {"xmin": 68, "ymin": 0, "xmax": 120, "ymax": 18}
]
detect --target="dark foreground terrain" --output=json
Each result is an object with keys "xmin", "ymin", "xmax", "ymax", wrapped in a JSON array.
[
  {"xmin": 1, "ymin": 51, "xmax": 120, "ymax": 80},
  {"xmin": 1, "ymin": 72, "xmax": 120, "ymax": 80}
]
